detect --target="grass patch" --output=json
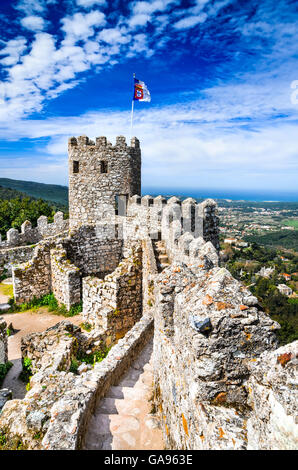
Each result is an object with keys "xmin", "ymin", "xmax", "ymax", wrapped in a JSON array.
[
  {"xmin": 0, "ymin": 283, "xmax": 13, "ymax": 299},
  {"xmin": 20, "ymin": 356, "xmax": 32, "ymax": 383},
  {"xmin": 0, "ymin": 428, "xmax": 28, "ymax": 450},
  {"xmin": 70, "ymin": 346, "xmax": 111, "ymax": 375},
  {"xmin": 80, "ymin": 322, "xmax": 93, "ymax": 332},
  {"xmin": 9, "ymin": 293, "xmax": 82, "ymax": 317},
  {"xmin": 282, "ymin": 219, "xmax": 298, "ymax": 229},
  {"xmin": 0, "ymin": 268, "xmax": 8, "ymax": 282}
]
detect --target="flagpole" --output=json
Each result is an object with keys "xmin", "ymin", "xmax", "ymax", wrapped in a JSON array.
[
  {"xmin": 130, "ymin": 99, "xmax": 134, "ymax": 140},
  {"xmin": 130, "ymin": 73, "xmax": 136, "ymax": 140}
]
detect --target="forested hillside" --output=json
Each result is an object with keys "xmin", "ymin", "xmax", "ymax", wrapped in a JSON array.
[
  {"xmin": 0, "ymin": 185, "xmax": 68, "ymax": 239},
  {"xmin": 0, "ymin": 178, "xmax": 68, "ymax": 205},
  {"xmin": 245, "ymin": 230, "xmax": 298, "ymax": 251},
  {"xmin": 222, "ymin": 242, "xmax": 298, "ymax": 345}
]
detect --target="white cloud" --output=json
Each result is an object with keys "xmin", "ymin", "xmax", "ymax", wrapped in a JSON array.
[
  {"xmin": 173, "ymin": 13, "xmax": 207, "ymax": 29},
  {"xmin": 20, "ymin": 15, "xmax": 46, "ymax": 31},
  {"xmin": 132, "ymin": 1, "xmax": 175, "ymax": 15},
  {"xmin": 0, "ymin": 38, "xmax": 27, "ymax": 66},
  {"xmin": 76, "ymin": 0, "xmax": 107, "ymax": 8},
  {"xmin": 98, "ymin": 27, "xmax": 131, "ymax": 45},
  {"xmin": 128, "ymin": 13, "xmax": 151, "ymax": 28},
  {"xmin": 0, "ymin": 0, "xmax": 297, "ymax": 139},
  {"xmin": 61, "ymin": 11, "xmax": 106, "ymax": 43},
  {"xmin": 1, "ymin": 79, "xmax": 297, "ymax": 191},
  {"xmin": 15, "ymin": 0, "xmax": 46, "ymax": 14}
]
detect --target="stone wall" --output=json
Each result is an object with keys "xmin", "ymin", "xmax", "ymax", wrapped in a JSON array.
[
  {"xmin": 153, "ymin": 262, "xmax": 281, "ymax": 450},
  {"xmin": 0, "ymin": 244, "xmax": 36, "ymax": 277},
  {"xmin": 82, "ymin": 240, "xmax": 142, "ymax": 339},
  {"xmin": 68, "ymin": 135, "xmax": 141, "ymax": 229},
  {"xmin": 0, "ymin": 317, "xmax": 7, "ymax": 364},
  {"xmin": 126, "ymin": 195, "xmax": 219, "ymax": 251},
  {"xmin": 246, "ymin": 341, "xmax": 298, "ymax": 450},
  {"xmin": 12, "ymin": 241, "xmax": 52, "ymax": 304},
  {"xmin": 142, "ymin": 237, "xmax": 158, "ymax": 315},
  {"xmin": 50, "ymin": 244, "xmax": 81, "ymax": 310},
  {"xmin": 21, "ymin": 321, "xmax": 82, "ymax": 374},
  {"xmin": 64, "ymin": 224, "xmax": 123, "ymax": 276},
  {"xmin": 0, "ymin": 212, "xmax": 68, "ymax": 250}
]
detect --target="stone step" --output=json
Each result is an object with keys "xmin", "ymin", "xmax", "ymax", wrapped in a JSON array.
[
  {"xmin": 95, "ymin": 413, "xmax": 140, "ymax": 434},
  {"xmin": 96, "ymin": 397, "xmax": 120, "ymax": 414},
  {"xmin": 160, "ymin": 263, "xmax": 170, "ymax": 269},
  {"xmin": 158, "ymin": 254, "xmax": 169, "ymax": 262},
  {"xmin": 120, "ymin": 368, "xmax": 143, "ymax": 383},
  {"xmin": 84, "ymin": 433, "xmax": 111, "ymax": 450},
  {"xmin": 117, "ymin": 378, "xmax": 151, "ymax": 388},
  {"xmin": 108, "ymin": 386, "xmax": 141, "ymax": 399},
  {"xmin": 83, "ymin": 338, "xmax": 165, "ymax": 451},
  {"xmin": 97, "ymin": 396, "xmax": 150, "ymax": 417},
  {"xmin": 118, "ymin": 370, "xmax": 153, "ymax": 387}
]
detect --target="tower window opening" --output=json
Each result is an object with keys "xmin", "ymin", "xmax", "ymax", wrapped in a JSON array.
[
  {"xmin": 100, "ymin": 160, "xmax": 108, "ymax": 173},
  {"xmin": 115, "ymin": 194, "xmax": 128, "ymax": 216},
  {"xmin": 73, "ymin": 161, "xmax": 79, "ymax": 174}
]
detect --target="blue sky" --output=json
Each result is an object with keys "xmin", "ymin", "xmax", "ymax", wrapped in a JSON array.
[{"xmin": 0, "ymin": 0, "xmax": 297, "ymax": 197}]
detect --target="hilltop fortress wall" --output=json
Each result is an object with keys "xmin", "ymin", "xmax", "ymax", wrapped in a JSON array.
[
  {"xmin": 0, "ymin": 135, "xmax": 297, "ymax": 450},
  {"xmin": 0, "ymin": 211, "xmax": 68, "ymax": 250},
  {"xmin": 0, "ymin": 212, "xmax": 69, "ymax": 277},
  {"xmin": 153, "ymin": 261, "xmax": 297, "ymax": 449}
]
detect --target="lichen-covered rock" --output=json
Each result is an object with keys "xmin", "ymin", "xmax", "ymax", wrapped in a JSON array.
[
  {"xmin": 153, "ymin": 262, "xmax": 280, "ymax": 450},
  {"xmin": 246, "ymin": 341, "xmax": 298, "ymax": 450},
  {"xmin": 21, "ymin": 321, "xmax": 81, "ymax": 374}
]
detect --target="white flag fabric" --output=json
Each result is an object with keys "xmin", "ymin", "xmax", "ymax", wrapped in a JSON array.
[{"xmin": 133, "ymin": 78, "xmax": 151, "ymax": 102}]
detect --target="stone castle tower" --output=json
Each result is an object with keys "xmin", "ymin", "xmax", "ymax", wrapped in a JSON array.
[{"xmin": 68, "ymin": 135, "xmax": 141, "ymax": 229}]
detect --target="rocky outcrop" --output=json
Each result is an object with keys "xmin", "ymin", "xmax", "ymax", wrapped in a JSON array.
[
  {"xmin": 153, "ymin": 262, "xmax": 282, "ymax": 450},
  {"xmin": 246, "ymin": 341, "xmax": 298, "ymax": 450}
]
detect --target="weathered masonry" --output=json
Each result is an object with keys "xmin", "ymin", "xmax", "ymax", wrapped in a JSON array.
[
  {"xmin": 0, "ymin": 135, "xmax": 296, "ymax": 451},
  {"xmin": 68, "ymin": 135, "xmax": 141, "ymax": 229}
]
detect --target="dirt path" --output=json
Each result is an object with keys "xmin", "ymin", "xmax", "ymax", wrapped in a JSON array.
[
  {"xmin": 0, "ymin": 292, "xmax": 9, "ymax": 304},
  {"xmin": 83, "ymin": 338, "xmax": 164, "ymax": 450},
  {"xmin": 1, "ymin": 308, "xmax": 83, "ymax": 399}
]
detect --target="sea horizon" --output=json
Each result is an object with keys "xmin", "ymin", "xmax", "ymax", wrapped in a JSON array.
[{"xmin": 142, "ymin": 187, "xmax": 298, "ymax": 203}]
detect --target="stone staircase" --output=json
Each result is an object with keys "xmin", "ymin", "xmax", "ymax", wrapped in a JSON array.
[
  {"xmin": 83, "ymin": 338, "xmax": 164, "ymax": 450},
  {"xmin": 153, "ymin": 241, "xmax": 170, "ymax": 272}
]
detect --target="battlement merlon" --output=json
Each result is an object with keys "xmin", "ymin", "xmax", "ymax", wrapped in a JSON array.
[{"xmin": 68, "ymin": 135, "xmax": 140, "ymax": 150}]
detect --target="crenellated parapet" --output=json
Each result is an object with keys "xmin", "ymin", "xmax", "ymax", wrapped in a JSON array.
[
  {"xmin": 68, "ymin": 134, "xmax": 140, "ymax": 150},
  {"xmin": 0, "ymin": 212, "xmax": 69, "ymax": 250},
  {"xmin": 126, "ymin": 194, "xmax": 219, "ymax": 253}
]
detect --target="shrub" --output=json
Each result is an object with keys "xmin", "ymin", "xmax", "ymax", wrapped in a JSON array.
[
  {"xmin": 0, "ymin": 361, "xmax": 13, "ymax": 384},
  {"xmin": 20, "ymin": 356, "xmax": 32, "ymax": 383}
]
